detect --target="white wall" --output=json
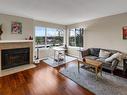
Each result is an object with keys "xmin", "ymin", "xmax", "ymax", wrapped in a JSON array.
[
  {"xmin": 0, "ymin": 14, "xmax": 34, "ymax": 40},
  {"xmin": 0, "ymin": 13, "xmax": 66, "ymax": 59},
  {"xmin": 67, "ymin": 13, "xmax": 127, "ymax": 55}
]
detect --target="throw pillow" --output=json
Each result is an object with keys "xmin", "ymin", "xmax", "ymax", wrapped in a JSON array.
[
  {"xmin": 89, "ymin": 48, "xmax": 100, "ymax": 57},
  {"xmin": 105, "ymin": 52, "xmax": 122, "ymax": 62},
  {"xmin": 99, "ymin": 49, "xmax": 111, "ymax": 58}
]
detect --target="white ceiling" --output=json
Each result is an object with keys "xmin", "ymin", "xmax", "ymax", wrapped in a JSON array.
[{"xmin": 0, "ymin": 0, "xmax": 127, "ymax": 25}]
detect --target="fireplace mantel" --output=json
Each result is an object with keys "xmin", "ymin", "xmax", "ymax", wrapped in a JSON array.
[
  {"xmin": 0, "ymin": 40, "xmax": 33, "ymax": 43},
  {"xmin": 0, "ymin": 40, "xmax": 33, "ymax": 71}
]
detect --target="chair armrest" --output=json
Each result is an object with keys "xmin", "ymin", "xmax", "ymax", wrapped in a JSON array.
[{"xmin": 111, "ymin": 58, "xmax": 119, "ymax": 70}]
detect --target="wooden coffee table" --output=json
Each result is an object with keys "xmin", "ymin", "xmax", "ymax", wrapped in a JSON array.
[{"xmin": 78, "ymin": 58, "xmax": 102, "ymax": 80}]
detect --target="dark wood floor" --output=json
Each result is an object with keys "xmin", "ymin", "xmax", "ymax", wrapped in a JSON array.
[{"xmin": 0, "ymin": 61, "xmax": 94, "ymax": 95}]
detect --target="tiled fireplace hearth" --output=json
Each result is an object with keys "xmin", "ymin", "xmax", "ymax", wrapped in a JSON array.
[{"xmin": 0, "ymin": 40, "xmax": 33, "ymax": 74}]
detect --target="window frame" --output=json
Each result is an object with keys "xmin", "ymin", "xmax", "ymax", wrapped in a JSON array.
[
  {"xmin": 68, "ymin": 28, "xmax": 84, "ymax": 48},
  {"xmin": 35, "ymin": 26, "xmax": 65, "ymax": 48}
]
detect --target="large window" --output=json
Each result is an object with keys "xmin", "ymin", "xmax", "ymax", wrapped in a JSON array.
[
  {"xmin": 35, "ymin": 27, "xmax": 64, "ymax": 48},
  {"xmin": 69, "ymin": 28, "xmax": 84, "ymax": 47}
]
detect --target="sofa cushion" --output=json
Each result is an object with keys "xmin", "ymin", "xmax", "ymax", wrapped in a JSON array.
[
  {"xmin": 105, "ymin": 52, "xmax": 122, "ymax": 62},
  {"xmin": 89, "ymin": 48, "xmax": 100, "ymax": 57},
  {"xmin": 81, "ymin": 49, "xmax": 90, "ymax": 57},
  {"xmin": 99, "ymin": 49, "xmax": 111, "ymax": 58},
  {"xmin": 85, "ymin": 56, "xmax": 98, "ymax": 60},
  {"xmin": 97, "ymin": 57, "xmax": 112, "ymax": 66},
  {"xmin": 96, "ymin": 58, "xmax": 106, "ymax": 63}
]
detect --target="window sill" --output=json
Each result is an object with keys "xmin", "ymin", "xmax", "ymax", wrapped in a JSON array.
[{"xmin": 68, "ymin": 46, "xmax": 83, "ymax": 48}]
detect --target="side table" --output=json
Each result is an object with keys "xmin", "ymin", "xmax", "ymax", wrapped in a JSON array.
[{"xmin": 52, "ymin": 47, "xmax": 66, "ymax": 64}]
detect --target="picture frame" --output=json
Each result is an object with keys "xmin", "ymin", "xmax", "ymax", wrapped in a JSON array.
[
  {"xmin": 123, "ymin": 26, "xmax": 127, "ymax": 39},
  {"xmin": 11, "ymin": 22, "xmax": 22, "ymax": 34}
]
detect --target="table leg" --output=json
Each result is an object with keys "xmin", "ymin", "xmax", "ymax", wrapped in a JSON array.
[
  {"xmin": 78, "ymin": 60, "xmax": 80, "ymax": 73},
  {"xmin": 54, "ymin": 51, "xmax": 55, "ymax": 59},
  {"xmin": 100, "ymin": 66, "xmax": 102, "ymax": 76},
  {"xmin": 58, "ymin": 51, "xmax": 60, "ymax": 64},
  {"xmin": 64, "ymin": 51, "xmax": 66, "ymax": 62},
  {"xmin": 95, "ymin": 67, "xmax": 98, "ymax": 80},
  {"xmin": 53, "ymin": 50, "xmax": 56, "ymax": 63}
]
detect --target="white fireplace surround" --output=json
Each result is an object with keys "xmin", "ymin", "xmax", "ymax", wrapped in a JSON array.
[
  {"xmin": 0, "ymin": 40, "xmax": 35, "ymax": 76},
  {"xmin": 0, "ymin": 40, "xmax": 33, "ymax": 43}
]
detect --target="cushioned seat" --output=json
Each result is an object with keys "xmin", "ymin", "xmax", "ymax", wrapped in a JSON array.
[
  {"xmin": 96, "ymin": 58, "xmax": 106, "ymax": 63},
  {"xmin": 96, "ymin": 58, "xmax": 105, "ymax": 63},
  {"xmin": 85, "ymin": 56, "xmax": 98, "ymax": 60},
  {"xmin": 97, "ymin": 58, "xmax": 112, "ymax": 67}
]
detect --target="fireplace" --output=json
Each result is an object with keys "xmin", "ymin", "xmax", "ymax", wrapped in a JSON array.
[{"xmin": 1, "ymin": 48, "xmax": 30, "ymax": 70}]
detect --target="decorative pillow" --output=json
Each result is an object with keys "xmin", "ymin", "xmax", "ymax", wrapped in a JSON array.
[
  {"xmin": 89, "ymin": 48, "xmax": 100, "ymax": 57},
  {"xmin": 81, "ymin": 49, "xmax": 89, "ymax": 57},
  {"xmin": 105, "ymin": 52, "xmax": 122, "ymax": 62},
  {"xmin": 99, "ymin": 49, "xmax": 111, "ymax": 58}
]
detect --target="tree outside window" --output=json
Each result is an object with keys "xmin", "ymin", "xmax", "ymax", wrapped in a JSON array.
[
  {"xmin": 35, "ymin": 27, "xmax": 64, "ymax": 48},
  {"xmin": 69, "ymin": 28, "xmax": 84, "ymax": 47}
]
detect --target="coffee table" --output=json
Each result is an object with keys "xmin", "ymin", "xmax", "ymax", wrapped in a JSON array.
[
  {"xmin": 78, "ymin": 58, "xmax": 102, "ymax": 80},
  {"xmin": 52, "ymin": 47, "xmax": 66, "ymax": 64}
]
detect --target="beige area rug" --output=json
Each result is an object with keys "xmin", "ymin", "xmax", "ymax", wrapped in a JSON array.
[
  {"xmin": 60, "ymin": 64, "xmax": 127, "ymax": 95},
  {"xmin": 0, "ymin": 64, "xmax": 36, "ymax": 77}
]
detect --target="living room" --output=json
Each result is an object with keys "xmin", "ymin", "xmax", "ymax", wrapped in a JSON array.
[{"xmin": 0, "ymin": 0, "xmax": 127, "ymax": 95}]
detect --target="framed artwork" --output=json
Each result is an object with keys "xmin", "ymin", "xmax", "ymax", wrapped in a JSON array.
[
  {"xmin": 123, "ymin": 26, "xmax": 127, "ymax": 39},
  {"xmin": 11, "ymin": 22, "xmax": 22, "ymax": 34}
]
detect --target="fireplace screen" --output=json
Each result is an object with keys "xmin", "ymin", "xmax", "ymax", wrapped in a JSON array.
[{"xmin": 1, "ymin": 48, "xmax": 30, "ymax": 70}]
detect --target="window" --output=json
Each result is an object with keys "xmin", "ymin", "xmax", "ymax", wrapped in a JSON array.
[
  {"xmin": 35, "ymin": 26, "xmax": 64, "ymax": 48},
  {"xmin": 35, "ymin": 27, "xmax": 46, "ymax": 46},
  {"xmin": 69, "ymin": 28, "xmax": 84, "ymax": 47}
]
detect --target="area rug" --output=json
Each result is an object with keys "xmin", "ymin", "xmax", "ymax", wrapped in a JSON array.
[
  {"xmin": 43, "ymin": 56, "xmax": 77, "ymax": 67},
  {"xmin": 60, "ymin": 65, "xmax": 127, "ymax": 95}
]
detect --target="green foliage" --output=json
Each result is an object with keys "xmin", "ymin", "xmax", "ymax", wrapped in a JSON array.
[
  {"xmin": 76, "ymin": 31, "xmax": 83, "ymax": 47},
  {"xmin": 35, "ymin": 37, "xmax": 45, "ymax": 44},
  {"xmin": 35, "ymin": 36, "xmax": 63, "ymax": 46},
  {"xmin": 69, "ymin": 28, "xmax": 83, "ymax": 47}
]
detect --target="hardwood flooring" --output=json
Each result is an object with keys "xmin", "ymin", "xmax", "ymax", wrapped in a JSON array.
[{"xmin": 0, "ymin": 61, "xmax": 94, "ymax": 95}]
